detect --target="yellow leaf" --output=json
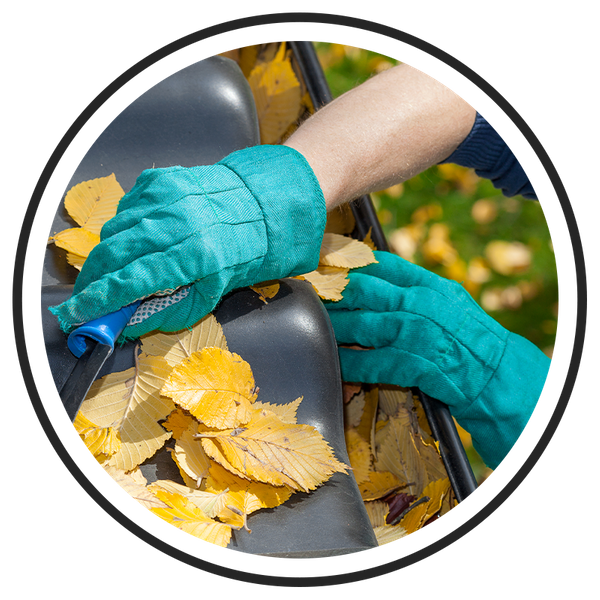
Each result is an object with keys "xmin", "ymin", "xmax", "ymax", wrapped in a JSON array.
[
  {"xmin": 103, "ymin": 465, "xmax": 168, "ymax": 510},
  {"xmin": 250, "ymin": 280, "xmax": 280, "ymax": 303},
  {"xmin": 247, "ymin": 43, "xmax": 303, "ymax": 144},
  {"xmin": 364, "ymin": 500, "xmax": 389, "ymax": 528},
  {"xmin": 161, "ymin": 347, "xmax": 257, "ymax": 429},
  {"xmin": 358, "ymin": 470, "xmax": 403, "ymax": 501},
  {"xmin": 325, "ymin": 204, "xmax": 355, "ymax": 235},
  {"xmin": 140, "ymin": 314, "xmax": 228, "ymax": 367},
  {"xmin": 171, "ymin": 418, "xmax": 211, "ymax": 487},
  {"xmin": 319, "ymin": 232, "xmax": 377, "ymax": 269},
  {"xmin": 149, "ymin": 480, "xmax": 229, "ymax": 519},
  {"xmin": 204, "ymin": 461, "xmax": 292, "ymax": 530},
  {"xmin": 345, "ymin": 428, "xmax": 371, "ymax": 485},
  {"xmin": 378, "ymin": 386, "xmax": 412, "ymax": 418},
  {"xmin": 66, "ymin": 252, "xmax": 87, "ymax": 271},
  {"xmin": 398, "ymin": 478, "xmax": 451, "ymax": 534},
  {"xmin": 374, "ymin": 410, "xmax": 430, "ymax": 497},
  {"xmin": 253, "ymin": 397, "xmax": 303, "ymax": 424},
  {"xmin": 357, "ymin": 387, "xmax": 379, "ymax": 459},
  {"xmin": 298, "ymin": 266, "xmax": 349, "ymax": 301},
  {"xmin": 362, "ymin": 228, "xmax": 377, "ymax": 251},
  {"xmin": 63, "ymin": 173, "xmax": 123, "ymax": 235},
  {"xmin": 373, "ymin": 524, "xmax": 408, "ymax": 545},
  {"xmin": 162, "ymin": 408, "xmax": 194, "ymax": 440},
  {"xmin": 485, "ymin": 240, "xmax": 532, "ymax": 276},
  {"xmin": 79, "ymin": 354, "xmax": 175, "ymax": 472},
  {"xmin": 198, "ymin": 408, "xmax": 349, "ymax": 492},
  {"xmin": 48, "ymin": 227, "xmax": 100, "ymax": 258},
  {"xmin": 151, "ymin": 490, "xmax": 232, "ymax": 547},
  {"xmin": 74, "ymin": 411, "xmax": 121, "ymax": 460}
]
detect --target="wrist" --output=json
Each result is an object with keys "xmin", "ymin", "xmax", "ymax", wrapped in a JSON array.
[{"xmin": 218, "ymin": 145, "xmax": 327, "ymax": 279}]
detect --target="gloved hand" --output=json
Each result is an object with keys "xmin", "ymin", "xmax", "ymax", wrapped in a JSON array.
[
  {"xmin": 325, "ymin": 251, "xmax": 550, "ymax": 468},
  {"xmin": 50, "ymin": 145, "xmax": 326, "ymax": 340}
]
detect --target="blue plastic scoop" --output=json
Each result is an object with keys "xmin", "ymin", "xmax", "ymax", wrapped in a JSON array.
[{"xmin": 59, "ymin": 301, "xmax": 140, "ymax": 420}]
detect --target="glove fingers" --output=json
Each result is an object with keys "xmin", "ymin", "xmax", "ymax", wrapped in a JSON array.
[
  {"xmin": 327, "ymin": 309, "xmax": 451, "ymax": 358},
  {"xmin": 336, "ymin": 346, "xmax": 465, "ymax": 407}
]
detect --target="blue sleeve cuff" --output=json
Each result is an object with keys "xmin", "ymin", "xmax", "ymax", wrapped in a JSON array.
[{"xmin": 441, "ymin": 113, "xmax": 537, "ymax": 200}]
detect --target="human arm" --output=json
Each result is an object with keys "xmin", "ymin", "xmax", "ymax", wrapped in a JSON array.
[{"xmin": 285, "ymin": 63, "xmax": 476, "ymax": 209}]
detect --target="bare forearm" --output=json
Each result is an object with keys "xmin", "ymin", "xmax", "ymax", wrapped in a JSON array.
[{"xmin": 284, "ymin": 64, "xmax": 476, "ymax": 210}]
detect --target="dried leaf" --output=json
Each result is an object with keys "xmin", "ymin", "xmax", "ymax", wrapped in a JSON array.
[
  {"xmin": 373, "ymin": 524, "xmax": 408, "ymax": 545},
  {"xmin": 319, "ymin": 232, "xmax": 377, "ymax": 269},
  {"xmin": 364, "ymin": 500, "xmax": 389, "ymax": 528},
  {"xmin": 78, "ymin": 353, "xmax": 175, "ymax": 472},
  {"xmin": 150, "ymin": 490, "xmax": 232, "ymax": 547},
  {"xmin": 345, "ymin": 428, "xmax": 371, "ymax": 485},
  {"xmin": 250, "ymin": 281, "xmax": 280, "ymax": 303},
  {"xmin": 398, "ymin": 478, "xmax": 451, "ymax": 534},
  {"xmin": 205, "ymin": 461, "xmax": 292, "ymax": 530},
  {"xmin": 325, "ymin": 204, "xmax": 356, "ymax": 235},
  {"xmin": 298, "ymin": 266, "xmax": 349, "ymax": 301},
  {"xmin": 358, "ymin": 470, "xmax": 403, "ymax": 501},
  {"xmin": 48, "ymin": 226, "xmax": 100, "ymax": 255},
  {"xmin": 74, "ymin": 412, "xmax": 121, "ymax": 461},
  {"xmin": 247, "ymin": 43, "xmax": 302, "ymax": 144},
  {"xmin": 485, "ymin": 240, "xmax": 532, "ymax": 275},
  {"xmin": 253, "ymin": 397, "xmax": 303, "ymax": 424},
  {"xmin": 162, "ymin": 347, "xmax": 257, "ymax": 429},
  {"xmin": 103, "ymin": 466, "xmax": 168, "ymax": 510},
  {"xmin": 198, "ymin": 408, "xmax": 349, "ymax": 492},
  {"xmin": 63, "ymin": 173, "xmax": 123, "ymax": 235},
  {"xmin": 140, "ymin": 314, "xmax": 227, "ymax": 367},
  {"xmin": 149, "ymin": 480, "xmax": 229, "ymax": 519},
  {"xmin": 356, "ymin": 387, "xmax": 379, "ymax": 459},
  {"xmin": 171, "ymin": 418, "xmax": 211, "ymax": 487},
  {"xmin": 374, "ymin": 410, "xmax": 431, "ymax": 497}
]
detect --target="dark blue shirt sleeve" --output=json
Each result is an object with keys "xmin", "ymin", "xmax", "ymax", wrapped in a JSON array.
[{"xmin": 441, "ymin": 113, "xmax": 537, "ymax": 200}]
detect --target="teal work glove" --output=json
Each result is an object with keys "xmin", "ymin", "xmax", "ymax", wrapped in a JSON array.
[
  {"xmin": 50, "ymin": 145, "xmax": 326, "ymax": 340},
  {"xmin": 325, "ymin": 251, "xmax": 550, "ymax": 469}
]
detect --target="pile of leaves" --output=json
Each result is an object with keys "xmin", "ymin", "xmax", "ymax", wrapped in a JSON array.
[
  {"xmin": 73, "ymin": 314, "xmax": 352, "ymax": 547},
  {"xmin": 46, "ymin": 41, "xmax": 458, "ymax": 551}
]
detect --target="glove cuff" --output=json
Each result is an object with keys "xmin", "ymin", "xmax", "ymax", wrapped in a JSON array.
[
  {"xmin": 218, "ymin": 145, "xmax": 327, "ymax": 281},
  {"xmin": 452, "ymin": 332, "xmax": 550, "ymax": 468}
]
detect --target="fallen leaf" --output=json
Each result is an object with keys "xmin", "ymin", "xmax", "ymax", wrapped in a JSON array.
[
  {"xmin": 79, "ymin": 353, "xmax": 175, "ymax": 472},
  {"xmin": 204, "ymin": 461, "xmax": 293, "ymax": 530},
  {"xmin": 345, "ymin": 428, "xmax": 372, "ymax": 485},
  {"xmin": 141, "ymin": 314, "xmax": 228, "ymax": 367},
  {"xmin": 171, "ymin": 418, "xmax": 212, "ymax": 487},
  {"xmin": 358, "ymin": 470, "xmax": 403, "ymax": 501},
  {"xmin": 250, "ymin": 281, "xmax": 281, "ymax": 303},
  {"xmin": 373, "ymin": 523, "xmax": 408, "ymax": 545},
  {"xmin": 374, "ymin": 409, "xmax": 431, "ymax": 497},
  {"xmin": 247, "ymin": 43, "xmax": 303, "ymax": 144},
  {"xmin": 149, "ymin": 480, "xmax": 229, "ymax": 519},
  {"xmin": 103, "ymin": 465, "xmax": 168, "ymax": 510},
  {"xmin": 485, "ymin": 240, "xmax": 532, "ymax": 275},
  {"xmin": 74, "ymin": 411, "xmax": 121, "ymax": 461},
  {"xmin": 298, "ymin": 266, "xmax": 349, "ymax": 301},
  {"xmin": 63, "ymin": 173, "xmax": 123, "ymax": 234},
  {"xmin": 198, "ymin": 408, "xmax": 349, "ymax": 492},
  {"xmin": 150, "ymin": 489, "xmax": 232, "ymax": 547},
  {"xmin": 253, "ymin": 397, "xmax": 303, "ymax": 424},
  {"xmin": 319, "ymin": 232, "xmax": 377, "ymax": 269},
  {"xmin": 161, "ymin": 347, "xmax": 257, "ymax": 429}
]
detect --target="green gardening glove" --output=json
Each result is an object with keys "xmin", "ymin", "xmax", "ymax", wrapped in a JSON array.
[
  {"xmin": 50, "ymin": 145, "xmax": 326, "ymax": 341},
  {"xmin": 325, "ymin": 251, "xmax": 550, "ymax": 469}
]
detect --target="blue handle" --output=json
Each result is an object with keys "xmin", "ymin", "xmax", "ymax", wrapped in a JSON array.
[{"xmin": 67, "ymin": 301, "xmax": 142, "ymax": 358}]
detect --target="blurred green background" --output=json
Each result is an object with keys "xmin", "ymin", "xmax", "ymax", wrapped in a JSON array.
[{"xmin": 314, "ymin": 43, "xmax": 558, "ymax": 481}]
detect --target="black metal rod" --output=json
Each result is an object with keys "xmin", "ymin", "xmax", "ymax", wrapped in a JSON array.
[{"xmin": 289, "ymin": 40, "xmax": 478, "ymax": 501}]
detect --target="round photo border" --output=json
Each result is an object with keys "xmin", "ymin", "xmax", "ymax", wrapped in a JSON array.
[{"xmin": 11, "ymin": 11, "xmax": 589, "ymax": 589}]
